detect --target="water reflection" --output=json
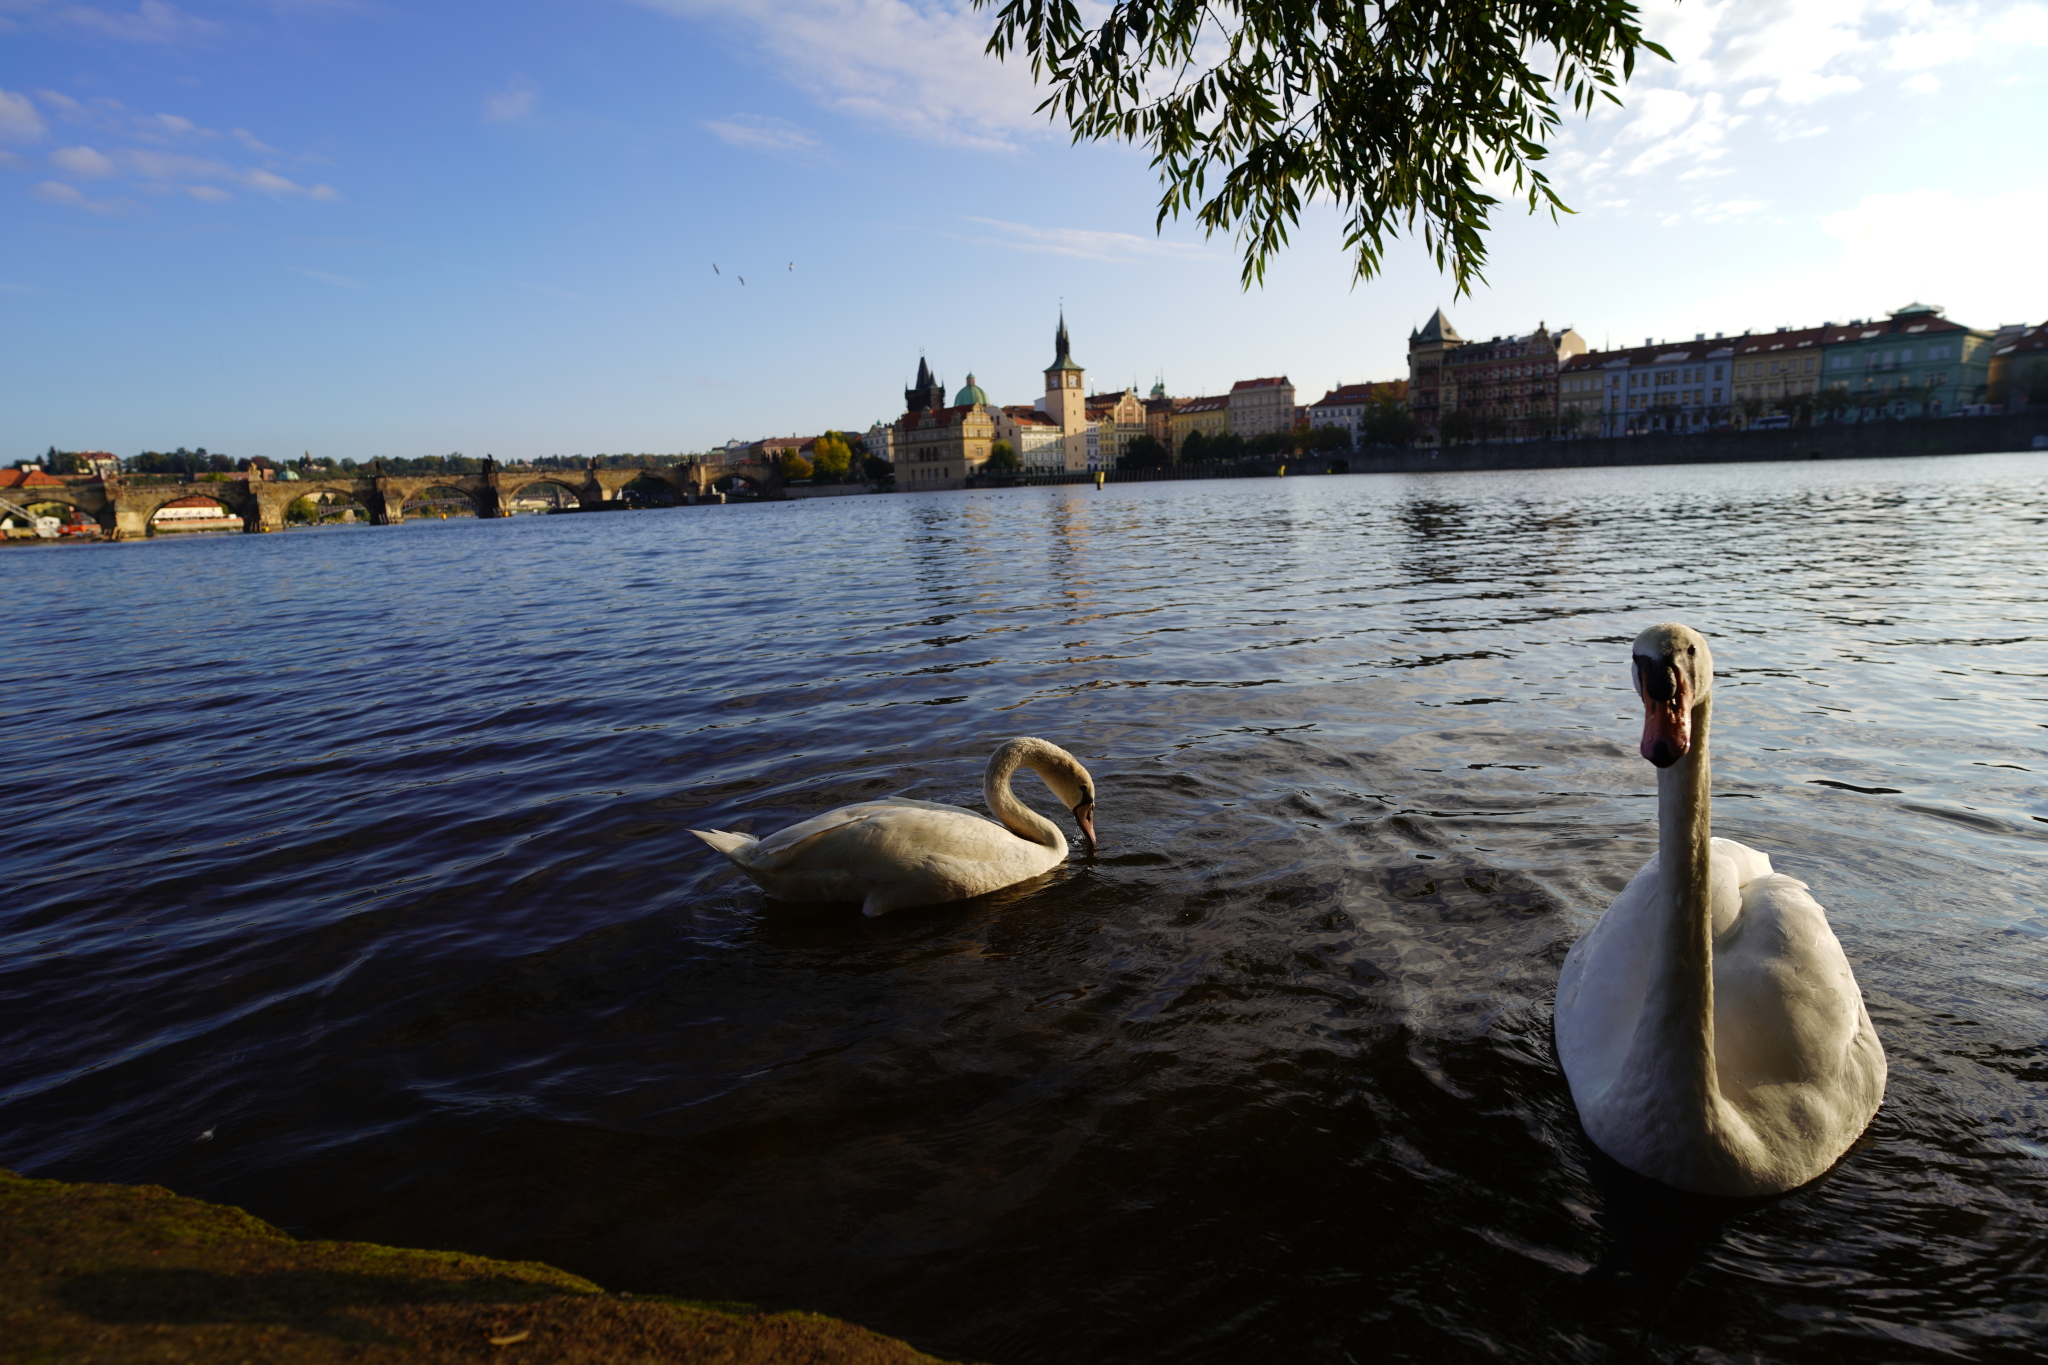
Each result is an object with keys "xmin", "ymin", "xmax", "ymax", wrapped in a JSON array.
[{"xmin": 3, "ymin": 455, "xmax": 2047, "ymax": 1364}]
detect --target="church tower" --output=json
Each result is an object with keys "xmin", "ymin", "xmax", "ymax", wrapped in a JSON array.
[
  {"xmin": 1044, "ymin": 313, "xmax": 1088, "ymax": 472},
  {"xmin": 905, "ymin": 356, "xmax": 945, "ymax": 416}
]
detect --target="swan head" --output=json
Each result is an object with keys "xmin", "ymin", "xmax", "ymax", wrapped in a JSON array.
[
  {"xmin": 995, "ymin": 738, "xmax": 1097, "ymax": 850},
  {"xmin": 1631, "ymin": 623, "xmax": 1714, "ymax": 769}
]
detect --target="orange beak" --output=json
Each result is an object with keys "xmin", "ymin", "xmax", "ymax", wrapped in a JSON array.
[
  {"xmin": 1636, "ymin": 658, "xmax": 1691, "ymax": 768},
  {"xmin": 1073, "ymin": 801, "xmax": 1096, "ymax": 850}
]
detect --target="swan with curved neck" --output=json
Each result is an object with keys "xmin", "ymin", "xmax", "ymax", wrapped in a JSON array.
[
  {"xmin": 1555, "ymin": 624, "xmax": 1885, "ymax": 1196},
  {"xmin": 691, "ymin": 737, "xmax": 1096, "ymax": 916}
]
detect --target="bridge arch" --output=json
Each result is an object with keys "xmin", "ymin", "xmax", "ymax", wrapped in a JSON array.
[
  {"xmin": 148, "ymin": 492, "xmax": 245, "ymax": 535},
  {"xmin": 403, "ymin": 483, "xmax": 484, "ymax": 519},
  {"xmin": 504, "ymin": 478, "xmax": 586, "ymax": 513}
]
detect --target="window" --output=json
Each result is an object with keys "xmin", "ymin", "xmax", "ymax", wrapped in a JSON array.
[{"xmin": 1713, "ymin": 365, "xmax": 1723, "ymax": 380}]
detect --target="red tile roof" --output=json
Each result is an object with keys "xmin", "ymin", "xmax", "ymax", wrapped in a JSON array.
[{"xmin": 1230, "ymin": 376, "xmax": 1290, "ymax": 391}]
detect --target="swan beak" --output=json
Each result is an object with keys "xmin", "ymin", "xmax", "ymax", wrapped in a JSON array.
[
  {"xmin": 1636, "ymin": 658, "xmax": 1691, "ymax": 768},
  {"xmin": 1072, "ymin": 800, "xmax": 1096, "ymax": 850}
]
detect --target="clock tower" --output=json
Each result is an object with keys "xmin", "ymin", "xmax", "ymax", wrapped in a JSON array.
[{"xmin": 1043, "ymin": 312, "xmax": 1088, "ymax": 472}]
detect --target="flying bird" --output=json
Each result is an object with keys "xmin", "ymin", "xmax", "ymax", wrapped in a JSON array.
[
  {"xmin": 788, "ymin": 262, "xmax": 793, "ymax": 271},
  {"xmin": 738, "ymin": 276, "xmax": 745, "ymax": 285},
  {"xmin": 712, "ymin": 263, "xmax": 720, "ymax": 275}
]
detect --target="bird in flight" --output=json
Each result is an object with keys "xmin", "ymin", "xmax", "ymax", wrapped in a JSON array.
[
  {"xmin": 788, "ymin": 262, "xmax": 793, "ymax": 271},
  {"xmin": 738, "ymin": 276, "xmax": 745, "ymax": 285},
  {"xmin": 712, "ymin": 263, "xmax": 720, "ymax": 275}
]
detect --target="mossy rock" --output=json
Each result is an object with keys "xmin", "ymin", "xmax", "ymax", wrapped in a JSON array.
[{"xmin": 0, "ymin": 1169, "xmax": 972, "ymax": 1363}]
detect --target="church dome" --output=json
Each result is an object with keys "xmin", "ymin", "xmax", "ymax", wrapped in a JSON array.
[{"xmin": 954, "ymin": 373, "xmax": 990, "ymax": 407}]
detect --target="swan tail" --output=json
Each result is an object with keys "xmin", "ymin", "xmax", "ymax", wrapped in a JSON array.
[{"xmin": 690, "ymin": 828, "xmax": 760, "ymax": 865}]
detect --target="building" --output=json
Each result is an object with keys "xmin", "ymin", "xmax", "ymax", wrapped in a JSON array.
[
  {"xmin": 1438, "ymin": 324, "xmax": 1586, "ymax": 441},
  {"xmin": 1143, "ymin": 380, "xmax": 1175, "ymax": 449},
  {"xmin": 1406, "ymin": 309, "xmax": 1464, "ymax": 443},
  {"xmin": 1087, "ymin": 387, "xmax": 1148, "ymax": 469},
  {"xmin": 995, "ymin": 405, "xmax": 1067, "ymax": 472},
  {"xmin": 1168, "ymin": 395, "xmax": 1230, "ymax": 456},
  {"xmin": 1990, "ymin": 322, "xmax": 2048, "ymax": 410},
  {"xmin": 1040, "ymin": 313, "xmax": 1092, "ymax": 473},
  {"xmin": 1816, "ymin": 303, "xmax": 1996, "ymax": 421},
  {"xmin": 905, "ymin": 356, "xmax": 946, "ymax": 416},
  {"xmin": 1557, "ymin": 350, "xmax": 1620, "ymax": 436},
  {"xmin": 860, "ymin": 421, "xmax": 898, "ymax": 465},
  {"xmin": 1306, "ymin": 381, "xmax": 1405, "ymax": 446},
  {"xmin": 900, "ymin": 402, "xmax": 995, "ymax": 489},
  {"xmin": 1228, "ymin": 375, "xmax": 1296, "ymax": 437},
  {"xmin": 1729, "ymin": 325, "xmax": 1830, "ymax": 423}
]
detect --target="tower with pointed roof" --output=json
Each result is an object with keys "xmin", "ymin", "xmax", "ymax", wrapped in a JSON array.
[
  {"xmin": 1043, "ymin": 312, "xmax": 1090, "ymax": 472},
  {"xmin": 905, "ymin": 356, "xmax": 945, "ymax": 416},
  {"xmin": 1407, "ymin": 308, "xmax": 1464, "ymax": 445}
]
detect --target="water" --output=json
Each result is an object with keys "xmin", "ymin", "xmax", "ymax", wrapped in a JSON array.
[{"xmin": 5, "ymin": 454, "xmax": 2048, "ymax": 1363}]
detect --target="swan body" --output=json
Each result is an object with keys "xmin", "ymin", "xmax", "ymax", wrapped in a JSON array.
[
  {"xmin": 691, "ymin": 737, "xmax": 1095, "ymax": 917},
  {"xmin": 1556, "ymin": 624, "xmax": 1885, "ymax": 1197}
]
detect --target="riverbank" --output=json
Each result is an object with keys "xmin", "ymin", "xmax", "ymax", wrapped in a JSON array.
[{"xmin": 0, "ymin": 1169, "xmax": 972, "ymax": 1363}]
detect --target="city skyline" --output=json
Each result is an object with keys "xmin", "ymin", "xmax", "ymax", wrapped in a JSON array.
[{"xmin": 4, "ymin": 0, "xmax": 2045, "ymax": 461}]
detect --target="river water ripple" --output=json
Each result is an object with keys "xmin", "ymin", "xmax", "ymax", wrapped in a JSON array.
[{"xmin": 5, "ymin": 454, "xmax": 2048, "ymax": 1362}]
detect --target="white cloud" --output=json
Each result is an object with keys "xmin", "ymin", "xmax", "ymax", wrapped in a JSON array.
[
  {"xmin": 632, "ymin": 0, "xmax": 1048, "ymax": 150},
  {"xmin": 1905, "ymin": 72, "xmax": 1940, "ymax": 93},
  {"xmin": 705, "ymin": 113, "xmax": 820, "ymax": 156},
  {"xmin": 185, "ymin": 183, "xmax": 229, "ymax": 200},
  {"xmin": 956, "ymin": 216, "xmax": 1210, "ymax": 263},
  {"xmin": 0, "ymin": 88, "xmax": 47, "ymax": 142},
  {"xmin": 484, "ymin": 79, "xmax": 537, "ymax": 124},
  {"xmin": 30, "ymin": 177, "xmax": 125, "ymax": 211},
  {"xmin": 50, "ymin": 143, "xmax": 116, "ymax": 176},
  {"xmin": 55, "ymin": 1, "xmax": 221, "ymax": 43}
]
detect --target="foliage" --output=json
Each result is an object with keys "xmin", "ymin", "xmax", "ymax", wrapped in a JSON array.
[
  {"xmin": 285, "ymin": 496, "xmax": 317, "ymax": 524},
  {"xmin": 778, "ymin": 451, "xmax": 814, "ymax": 480},
  {"xmin": 1438, "ymin": 408, "xmax": 1480, "ymax": 444},
  {"xmin": 982, "ymin": 0, "xmax": 1669, "ymax": 294},
  {"xmin": 812, "ymin": 432, "xmax": 855, "ymax": 480},
  {"xmin": 985, "ymin": 440, "xmax": 1021, "ymax": 473},
  {"xmin": 1308, "ymin": 424, "xmax": 1351, "ymax": 453},
  {"xmin": 2022, "ymin": 363, "xmax": 2048, "ymax": 406},
  {"xmin": 1118, "ymin": 434, "xmax": 1169, "ymax": 469},
  {"xmin": 130, "ymin": 448, "xmax": 233, "ymax": 475},
  {"xmin": 863, "ymin": 455, "xmax": 895, "ymax": 481},
  {"xmin": 1362, "ymin": 395, "xmax": 1420, "ymax": 448},
  {"xmin": 1245, "ymin": 430, "xmax": 1295, "ymax": 457}
]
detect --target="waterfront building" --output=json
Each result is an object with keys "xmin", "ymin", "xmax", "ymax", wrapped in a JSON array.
[
  {"xmin": 1439, "ymin": 324, "xmax": 1586, "ymax": 441},
  {"xmin": 1989, "ymin": 322, "xmax": 2048, "ymax": 410},
  {"xmin": 1307, "ymin": 381, "xmax": 1404, "ymax": 446},
  {"xmin": 1557, "ymin": 350, "xmax": 1621, "ymax": 436},
  {"xmin": 1600, "ymin": 338, "xmax": 1734, "ymax": 435},
  {"xmin": 1729, "ymin": 325, "xmax": 1830, "ymax": 423},
  {"xmin": 1144, "ymin": 380, "xmax": 1175, "ymax": 450},
  {"xmin": 860, "ymin": 421, "xmax": 897, "ymax": 465},
  {"xmin": 900, "ymin": 399, "xmax": 995, "ymax": 489},
  {"xmin": 1406, "ymin": 309, "xmax": 1464, "ymax": 443},
  {"xmin": 1815, "ymin": 304, "xmax": 1996, "ymax": 421},
  {"xmin": 905, "ymin": 357, "xmax": 946, "ymax": 416},
  {"xmin": 1228, "ymin": 375, "xmax": 1297, "ymax": 437},
  {"xmin": 1168, "ymin": 395, "xmax": 1230, "ymax": 455},
  {"xmin": 1087, "ymin": 387, "xmax": 1148, "ymax": 469},
  {"xmin": 994, "ymin": 405, "xmax": 1067, "ymax": 472}
]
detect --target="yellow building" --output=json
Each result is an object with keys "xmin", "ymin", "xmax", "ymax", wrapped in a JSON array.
[
  {"xmin": 1168, "ymin": 395, "xmax": 1230, "ymax": 455},
  {"xmin": 899, "ymin": 365, "xmax": 995, "ymax": 490},
  {"xmin": 1729, "ymin": 325, "xmax": 1827, "ymax": 420}
]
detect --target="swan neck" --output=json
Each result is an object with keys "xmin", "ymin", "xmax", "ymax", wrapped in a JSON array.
[
  {"xmin": 985, "ymin": 745, "xmax": 1066, "ymax": 853},
  {"xmin": 1649, "ymin": 695, "xmax": 1716, "ymax": 1096}
]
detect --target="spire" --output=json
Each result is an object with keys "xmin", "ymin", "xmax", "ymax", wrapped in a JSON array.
[{"xmin": 1046, "ymin": 311, "xmax": 1082, "ymax": 373}]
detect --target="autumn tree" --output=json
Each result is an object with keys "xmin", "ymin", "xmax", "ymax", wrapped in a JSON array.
[
  {"xmin": 811, "ymin": 432, "xmax": 855, "ymax": 481},
  {"xmin": 778, "ymin": 451, "xmax": 814, "ymax": 480},
  {"xmin": 986, "ymin": 440, "xmax": 1020, "ymax": 472}
]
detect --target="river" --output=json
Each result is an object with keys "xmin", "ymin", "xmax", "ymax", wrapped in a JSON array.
[{"xmin": 4, "ymin": 454, "xmax": 2046, "ymax": 1363}]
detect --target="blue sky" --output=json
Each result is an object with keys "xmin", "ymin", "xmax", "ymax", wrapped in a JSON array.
[{"xmin": 4, "ymin": 0, "xmax": 2045, "ymax": 462}]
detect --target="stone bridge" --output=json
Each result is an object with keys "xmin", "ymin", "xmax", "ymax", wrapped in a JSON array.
[{"xmin": 11, "ymin": 462, "xmax": 781, "ymax": 539}]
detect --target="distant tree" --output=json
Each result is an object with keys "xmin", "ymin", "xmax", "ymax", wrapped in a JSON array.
[
  {"xmin": 1179, "ymin": 429, "xmax": 1210, "ymax": 462},
  {"xmin": 812, "ymin": 432, "xmax": 855, "ymax": 481},
  {"xmin": 1245, "ymin": 430, "xmax": 1292, "ymax": 457},
  {"xmin": 1118, "ymin": 434, "xmax": 1169, "ymax": 469},
  {"xmin": 1309, "ymin": 424, "xmax": 1351, "ymax": 453},
  {"xmin": 1361, "ymin": 395, "xmax": 1418, "ymax": 447},
  {"xmin": 1207, "ymin": 432, "xmax": 1248, "ymax": 462},
  {"xmin": 1439, "ymin": 408, "xmax": 1479, "ymax": 445},
  {"xmin": 862, "ymin": 455, "xmax": 894, "ymax": 481},
  {"xmin": 44, "ymin": 449, "xmax": 89, "ymax": 475},
  {"xmin": 2023, "ymin": 362, "xmax": 2048, "ymax": 407},
  {"xmin": 778, "ymin": 451, "xmax": 813, "ymax": 480},
  {"xmin": 986, "ymin": 439, "xmax": 1020, "ymax": 472}
]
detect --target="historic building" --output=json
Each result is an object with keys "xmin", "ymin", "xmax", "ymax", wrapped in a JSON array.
[
  {"xmin": 1814, "ymin": 304, "xmax": 1996, "ymax": 421},
  {"xmin": 1990, "ymin": 321, "xmax": 2048, "ymax": 411},
  {"xmin": 1406, "ymin": 309, "xmax": 1463, "ymax": 442},
  {"xmin": 1727, "ymin": 324, "xmax": 1830, "ymax": 423},
  {"xmin": 1087, "ymin": 387, "xmax": 1148, "ymax": 468},
  {"xmin": 994, "ymin": 405, "xmax": 1067, "ymax": 472},
  {"xmin": 1438, "ymin": 324, "xmax": 1586, "ymax": 441},
  {"xmin": 1168, "ymin": 395, "xmax": 1230, "ymax": 455},
  {"xmin": 1307, "ymin": 381, "xmax": 1404, "ymax": 446},
  {"xmin": 1228, "ymin": 375, "xmax": 1296, "ymax": 437},
  {"xmin": 899, "ymin": 368, "xmax": 995, "ymax": 489}
]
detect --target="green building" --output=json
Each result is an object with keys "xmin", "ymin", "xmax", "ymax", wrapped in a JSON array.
[{"xmin": 1817, "ymin": 303, "xmax": 1995, "ymax": 421}]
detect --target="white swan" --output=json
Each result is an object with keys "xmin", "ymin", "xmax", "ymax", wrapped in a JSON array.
[
  {"xmin": 690, "ymin": 737, "xmax": 1096, "ymax": 917},
  {"xmin": 1555, "ymin": 623, "xmax": 1886, "ymax": 1197}
]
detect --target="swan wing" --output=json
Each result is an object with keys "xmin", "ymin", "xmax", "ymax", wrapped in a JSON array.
[
  {"xmin": 702, "ymin": 800, "xmax": 1064, "ymax": 913},
  {"xmin": 1557, "ymin": 854, "xmax": 1663, "ymax": 1100}
]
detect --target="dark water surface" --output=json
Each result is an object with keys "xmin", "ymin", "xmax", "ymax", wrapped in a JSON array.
[{"xmin": 6, "ymin": 455, "xmax": 2048, "ymax": 1363}]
